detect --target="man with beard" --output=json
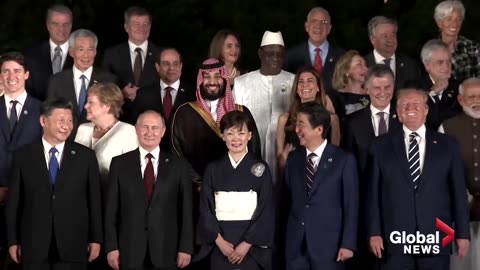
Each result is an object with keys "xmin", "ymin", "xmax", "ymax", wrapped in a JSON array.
[
  {"xmin": 443, "ymin": 78, "xmax": 480, "ymax": 270},
  {"xmin": 171, "ymin": 58, "xmax": 261, "ymax": 186},
  {"xmin": 233, "ymin": 30, "xmax": 294, "ymax": 186}
]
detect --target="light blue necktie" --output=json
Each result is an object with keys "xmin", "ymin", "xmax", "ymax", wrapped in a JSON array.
[
  {"xmin": 78, "ymin": 74, "xmax": 87, "ymax": 115},
  {"xmin": 49, "ymin": 147, "xmax": 59, "ymax": 185}
]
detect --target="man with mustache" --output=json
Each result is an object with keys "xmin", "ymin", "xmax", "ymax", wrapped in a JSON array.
[{"xmin": 443, "ymin": 78, "xmax": 480, "ymax": 270}]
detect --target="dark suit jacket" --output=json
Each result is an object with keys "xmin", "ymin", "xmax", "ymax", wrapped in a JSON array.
[
  {"xmin": 102, "ymin": 41, "xmax": 159, "ymax": 89},
  {"xmin": 124, "ymin": 81, "xmax": 196, "ymax": 150},
  {"xmin": 367, "ymin": 129, "xmax": 470, "ymax": 255},
  {"xmin": 24, "ymin": 41, "xmax": 74, "ymax": 101},
  {"xmin": 6, "ymin": 140, "xmax": 103, "ymax": 263},
  {"xmin": 0, "ymin": 95, "xmax": 43, "ymax": 187},
  {"xmin": 46, "ymin": 67, "xmax": 117, "ymax": 137},
  {"xmin": 104, "ymin": 149, "xmax": 194, "ymax": 269},
  {"xmin": 342, "ymin": 105, "xmax": 402, "ymax": 174},
  {"xmin": 285, "ymin": 144, "xmax": 358, "ymax": 268},
  {"xmin": 411, "ymin": 76, "xmax": 462, "ymax": 130},
  {"xmin": 364, "ymin": 52, "xmax": 421, "ymax": 91}
]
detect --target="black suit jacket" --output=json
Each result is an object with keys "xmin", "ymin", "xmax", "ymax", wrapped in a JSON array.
[
  {"xmin": 124, "ymin": 81, "xmax": 196, "ymax": 150},
  {"xmin": 105, "ymin": 149, "xmax": 194, "ymax": 269},
  {"xmin": 364, "ymin": 52, "xmax": 421, "ymax": 91},
  {"xmin": 412, "ymin": 76, "xmax": 462, "ymax": 130},
  {"xmin": 24, "ymin": 41, "xmax": 74, "ymax": 101},
  {"xmin": 46, "ymin": 67, "xmax": 117, "ymax": 137},
  {"xmin": 102, "ymin": 41, "xmax": 160, "ymax": 89},
  {"xmin": 6, "ymin": 140, "xmax": 102, "ymax": 263}
]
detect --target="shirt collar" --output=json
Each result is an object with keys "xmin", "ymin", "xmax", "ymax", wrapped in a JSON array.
[
  {"xmin": 160, "ymin": 79, "xmax": 180, "ymax": 92},
  {"xmin": 49, "ymin": 39, "xmax": 69, "ymax": 55},
  {"xmin": 373, "ymin": 49, "xmax": 396, "ymax": 62},
  {"xmin": 139, "ymin": 145, "xmax": 160, "ymax": 161},
  {"xmin": 370, "ymin": 103, "xmax": 391, "ymax": 116},
  {"xmin": 306, "ymin": 139, "xmax": 328, "ymax": 159},
  {"xmin": 228, "ymin": 150, "xmax": 249, "ymax": 168},
  {"xmin": 308, "ymin": 39, "xmax": 329, "ymax": 53},
  {"xmin": 42, "ymin": 137, "xmax": 66, "ymax": 153},
  {"xmin": 5, "ymin": 91, "xmax": 27, "ymax": 106},
  {"xmin": 128, "ymin": 40, "xmax": 148, "ymax": 54},
  {"xmin": 73, "ymin": 66, "xmax": 93, "ymax": 80},
  {"xmin": 402, "ymin": 124, "xmax": 426, "ymax": 140}
]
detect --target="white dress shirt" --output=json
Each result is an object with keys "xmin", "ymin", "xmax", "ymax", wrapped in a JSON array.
[
  {"xmin": 139, "ymin": 146, "xmax": 160, "ymax": 179},
  {"xmin": 160, "ymin": 79, "xmax": 180, "ymax": 104},
  {"xmin": 207, "ymin": 99, "xmax": 219, "ymax": 122},
  {"xmin": 373, "ymin": 49, "xmax": 396, "ymax": 75},
  {"xmin": 370, "ymin": 104, "xmax": 391, "ymax": 136},
  {"xmin": 306, "ymin": 139, "xmax": 328, "ymax": 170},
  {"xmin": 42, "ymin": 137, "xmax": 65, "ymax": 169},
  {"xmin": 403, "ymin": 125, "xmax": 427, "ymax": 171},
  {"xmin": 72, "ymin": 66, "xmax": 93, "ymax": 103},
  {"xmin": 49, "ymin": 39, "xmax": 69, "ymax": 68},
  {"xmin": 128, "ymin": 40, "xmax": 148, "ymax": 70},
  {"xmin": 4, "ymin": 91, "xmax": 27, "ymax": 120}
]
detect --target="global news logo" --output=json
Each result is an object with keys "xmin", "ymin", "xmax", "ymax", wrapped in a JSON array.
[{"xmin": 389, "ymin": 218, "xmax": 454, "ymax": 254}]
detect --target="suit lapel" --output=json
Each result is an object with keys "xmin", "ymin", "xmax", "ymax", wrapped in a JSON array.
[
  {"xmin": 41, "ymin": 42, "xmax": 54, "ymax": 74},
  {"xmin": 11, "ymin": 96, "xmax": 33, "ymax": 139},
  {"xmin": 141, "ymin": 44, "xmax": 156, "ymax": 84},
  {"xmin": 359, "ymin": 108, "xmax": 375, "ymax": 141},
  {"xmin": 0, "ymin": 96, "xmax": 10, "ymax": 140},
  {"xmin": 128, "ymin": 149, "xmax": 148, "ymax": 206},
  {"xmin": 121, "ymin": 43, "xmax": 135, "ymax": 77},
  {"xmin": 392, "ymin": 131, "xmax": 415, "ymax": 190},
  {"xmin": 150, "ymin": 152, "xmax": 172, "ymax": 204},
  {"xmin": 33, "ymin": 140, "xmax": 53, "ymax": 192},
  {"xmin": 301, "ymin": 42, "xmax": 312, "ymax": 66},
  {"xmin": 365, "ymin": 52, "xmax": 376, "ymax": 67},
  {"xmin": 416, "ymin": 130, "xmax": 438, "ymax": 192},
  {"xmin": 55, "ymin": 142, "xmax": 74, "ymax": 191},
  {"xmin": 395, "ymin": 55, "xmax": 406, "ymax": 88},
  {"xmin": 64, "ymin": 70, "xmax": 78, "ymax": 108},
  {"xmin": 310, "ymin": 144, "xmax": 335, "ymax": 194},
  {"xmin": 173, "ymin": 82, "xmax": 188, "ymax": 109}
]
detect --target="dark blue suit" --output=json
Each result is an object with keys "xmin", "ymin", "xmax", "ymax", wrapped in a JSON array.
[
  {"xmin": 285, "ymin": 144, "xmax": 358, "ymax": 270},
  {"xmin": 367, "ymin": 128, "xmax": 469, "ymax": 270}
]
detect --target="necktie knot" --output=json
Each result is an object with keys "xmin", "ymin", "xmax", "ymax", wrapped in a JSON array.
[
  {"xmin": 165, "ymin": 86, "xmax": 173, "ymax": 94},
  {"xmin": 146, "ymin": 153, "xmax": 154, "ymax": 161},
  {"xmin": 409, "ymin": 132, "xmax": 419, "ymax": 142},
  {"xmin": 135, "ymin": 47, "xmax": 142, "ymax": 54},
  {"xmin": 383, "ymin": 58, "xmax": 392, "ymax": 66},
  {"xmin": 314, "ymin": 48, "xmax": 321, "ymax": 53},
  {"xmin": 80, "ymin": 74, "xmax": 86, "ymax": 81},
  {"xmin": 50, "ymin": 147, "xmax": 58, "ymax": 155},
  {"xmin": 10, "ymin": 100, "xmax": 18, "ymax": 107},
  {"xmin": 54, "ymin": 46, "xmax": 62, "ymax": 54},
  {"xmin": 377, "ymin": 111, "xmax": 385, "ymax": 117},
  {"xmin": 307, "ymin": 153, "xmax": 317, "ymax": 164}
]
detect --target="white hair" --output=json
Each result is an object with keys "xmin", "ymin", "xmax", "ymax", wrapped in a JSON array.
[
  {"xmin": 434, "ymin": 0, "xmax": 465, "ymax": 24},
  {"xmin": 68, "ymin": 29, "xmax": 98, "ymax": 49},
  {"xmin": 459, "ymin": 77, "xmax": 480, "ymax": 95},
  {"xmin": 420, "ymin": 39, "xmax": 448, "ymax": 64}
]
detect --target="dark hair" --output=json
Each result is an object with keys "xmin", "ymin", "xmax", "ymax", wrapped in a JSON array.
[
  {"xmin": 40, "ymin": 98, "xmax": 74, "ymax": 117},
  {"xmin": 124, "ymin": 6, "xmax": 151, "ymax": 24},
  {"xmin": 365, "ymin": 64, "xmax": 394, "ymax": 85},
  {"xmin": 220, "ymin": 110, "xmax": 254, "ymax": 133},
  {"xmin": 0, "ymin": 51, "xmax": 28, "ymax": 71},
  {"xmin": 208, "ymin": 29, "xmax": 241, "ymax": 67},
  {"xmin": 158, "ymin": 47, "xmax": 183, "ymax": 63},
  {"xmin": 297, "ymin": 101, "xmax": 331, "ymax": 139}
]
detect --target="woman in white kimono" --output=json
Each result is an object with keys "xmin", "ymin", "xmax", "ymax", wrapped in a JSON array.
[{"xmin": 75, "ymin": 82, "xmax": 138, "ymax": 187}]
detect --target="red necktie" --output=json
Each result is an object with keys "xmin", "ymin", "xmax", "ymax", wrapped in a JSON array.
[
  {"xmin": 163, "ymin": 87, "xmax": 173, "ymax": 120},
  {"xmin": 314, "ymin": 48, "xmax": 323, "ymax": 75},
  {"xmin": 144, "ymin": 153, "xmax": 155, "ymax": 200}
]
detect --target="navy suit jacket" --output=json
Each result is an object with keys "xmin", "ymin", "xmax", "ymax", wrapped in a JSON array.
[
  {"xmin": 285, "ymin": 144, "xmax": 358, "ymax": 266},
  {"xmin": 0, "ymin": 95, "xmax": 42, "ymax": 187},
  {"xmin": 24, "ymin": 41, "xmax": 74, "ymax": 101},
  {"xmin": 367, "ymin": 129, "xmax": 470, "ymax": 255}
]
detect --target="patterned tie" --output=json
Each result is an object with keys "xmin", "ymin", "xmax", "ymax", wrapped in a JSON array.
[
  {"xmin": 408, "ymin": 132, "xmax": 421, "ymax": 189},
  {"xmin": 133, "ymin": 47, "xmax": 143, "ymax": 86},
  {"xmin": 144, "ymin": 153, "xmax": 155, "ymax": 201},
  {"xmin": 163, "ymin": 86, "xmax": 173, "ymax": 120},
  {"xmin": 49, "ymin": 147, "xmax": 59, "ymax": 185},
  {"xmin": 306, "ymin": 153, "xmax": 317, "ymax": 195},
  {"xmin": 52, "ymin": 46, "xmax": 62, "ymax": 74},
  {"xmin": 314, "ymin": 48, "xmax": 323, "ymax": 75},
  {"xmin": 78, "ymin": 74, "xmax": 87, "ymax": 115},
  {"xmin": 377, "ymin": 112, "xmax": 388, "ymax": 135},
  {"xmin": 9, "ymin": 100, "xmax": 18, "ymax": 134}
]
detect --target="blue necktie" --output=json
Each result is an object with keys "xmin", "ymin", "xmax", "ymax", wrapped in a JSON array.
[
  {"xmin": 78, "ymin": 74, "xmax": 87, "ymax": 115},
  {"xmin": 49, "ymin": 147, "xmax": 59, "ymax": 185},
  {"xmin": 306, "ymin": 153, "xmax": 317, "ymax": 195}
]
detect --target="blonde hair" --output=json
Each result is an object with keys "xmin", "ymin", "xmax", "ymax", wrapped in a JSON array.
[
  {"xmin": 332, "ymin": 50, "xmax": 362, "ymax": 90},
  {"xmin": 88, "ymin": 82, "xmax": 124, "ymax": 118}
]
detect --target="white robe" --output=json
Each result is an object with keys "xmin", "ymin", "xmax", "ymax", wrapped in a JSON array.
[
  {"xmin": 75, "ymin": 121, "xmax": 138, "ymax": 181},
  {"xmin": 233, "ymin": 69, "xmax": 294, "ymax": 185}
]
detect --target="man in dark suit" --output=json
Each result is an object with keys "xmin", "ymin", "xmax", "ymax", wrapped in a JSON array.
[
  {"xmin": 367, "ymin": 88, "xmax": 470, "ymax": 270},
  {"xmin": 102, "ymin": 6, "xmax": 159, "ymax": 122},
  {"xmin": 6, "ymin": 99, "xmax": 103, "ymax": 270},
  {"xmin": 24, "ymin": 4, "xmax": 74, "ymax": 101},
  {"xmin": 105, "ymin": 110, "xmax": 193, "ymax": 270},
  {"xmin": 127, "ymin": 48, "xmax": 195, "ymax": 150},
  {"xmin": 0, "ymin": 52, "xmax": 43, "ymax": 268},
  {"xmin": 364, "ymin": 16, "xmax": 420, "ymax": 91},
  {"xmin": 47, "ymin": 29, "xmax": 117, "ymax": 138},
  {"xmin": 285, "ymin": 102, "xmax": 358, "ymax": 270},
  {"xmin": 413, "ymin": 39, "xmax": 461, "ymax": 130}
]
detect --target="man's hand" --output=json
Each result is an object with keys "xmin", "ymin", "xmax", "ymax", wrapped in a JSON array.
[
  {"xmin": 87, "ymin": 243, "xmax": 101, "ymax": 262},
  {"xmin": 176, "ymin": 252, "xmax": 191, "ymax": 268},
  {"xmin": 336, "ymin": 248, "xmax": 353, "ymax": 262},
  {"xmin": 215, "ymin": 234, "xmax": 234, "ymax": 257},
  {"xmin": 431, "ymin": 78, "xmax": 449, "ymax": 94},
  {"xmin": 0, "ymin": 187, "xmax": 8, "ymax": 203},
  {"xmin": 228, "ymin": 241, "xmax": 252, "ymax": 264},
  {"xmin": 369, "ymin": 236, "xmax": 384, "ymax": 258},
  {"xmin": 456, "ymin": 238, "xmax": 470, "ymax": 259},
  {"xmin": 9, "ymin": 245, "xmax": 21, "ymax": 263},
  {"xmin": 122, "ymin": 83, "xmax": 139, "ymax": 101},
  {"xmin": 107, "ymin": 250, "xmax": 120, "ymax": 270}
]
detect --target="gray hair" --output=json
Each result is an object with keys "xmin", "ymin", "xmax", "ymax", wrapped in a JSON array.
[
  {"xmin": 306, "ymin": 7, "xmax": 331, "ymax": 22},
  {"xmin": 124, "ymin": 6, "xmax": 151, "ymax": 25},
  {"xmin": 68, "ymin": 29, "xmax": 98, "ymax": 48},
  {"xmin": 367, "ymin": 16, "xmax": 397, "ymax": 38},
  {"xmin": 46, "ymin": 4, "xmax": 72, "ymax": 22},
  {"xmin": 365, "ymin": 64, "xmax": 394, "ymax": 85},
  {"xmin": 420, "ymin": 39, "xmax": 449, "ymax": 64},
  {"xmin": 459, "ymin": 77, "xmax": 480, "ymax": 95},
  {"xmin": 434, "ymin": 0, "xmax": 465, "ymax": 24}
]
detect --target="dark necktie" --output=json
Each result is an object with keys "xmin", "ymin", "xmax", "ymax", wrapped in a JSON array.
[
  {"xmin": 9, "ymin": 100, "xmax": 18, "ymax": 134},
  {"xmin": 49, "ymin": 147, "xmax": 59, "ymax": 185},
  {"xmin": 433, "ymin": 94, "xmax": 441, "ymax": 103},
  {"xmin": 144, "ymin": 153, "xmax": 155, "ymax": 200},
  {"xmin": 383, "ymin": 58, "xmax": 392, "ymax": 67},
  {"xmin": 133, "ymin": 47, "xmax": 143, "ymax": 86},
  {"xmin": 306, "ymin": 153, "xmax": 317, "ymax": 195},
  {"xmin": 377, "ymin": 112, "xmax": 388, "ymax": 135},
  {"xmin": 52, "ymin": 46, "xmax": 62, "ymax": 74},
  {"xmin": 314, "ymin": 48, "xmax": 323, "ymax": 75},
  {"xmin": 163, "ymin": 87, "xmax": 173, "ymax": 120},
  {"xmin": 78, "ymin": 74, "xmax": 87, "ymax": 115},
  {"xmin": 408, "ymin": 132, "xmax": 421, "ymax": 189}
]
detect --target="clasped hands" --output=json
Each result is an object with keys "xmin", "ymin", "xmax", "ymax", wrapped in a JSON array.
[{"xmin": 215, "ymin": 234, "xmax": 252, "ymax": 264}]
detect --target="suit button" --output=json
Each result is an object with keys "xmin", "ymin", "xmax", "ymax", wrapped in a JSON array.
[
  {"xmin": 52, "ymin": 195, "xmax": 55, "ymax": 200},
  {"xmin": 306, "ymin": 204, "xmax": 310, "ymax": 208},
  {"xmin": 475, "ymin": 177, "xmax": 479, "ymax": 182},
  {"xmin": 475, "ymin": 163, "xmax": 478, "ymax": 167},
  {"xmin": 474, "ymin": 135, "xmax": 478, "ymax": 139},
  {"xmin": 301, "ymin": 222, "xmax": 304, "ymax": 226},
  {"xmin": 475, "ymin": 149, "xmax": 478, "ymax": 153}
]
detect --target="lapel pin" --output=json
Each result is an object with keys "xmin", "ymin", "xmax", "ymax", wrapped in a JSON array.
[
  {"xmin": 448, "ymin": 93, "xmax": 452, "ymax": 98},
  {"xmin": 71, "ymin": 150, "xmax": 76, "ymax": 155},
  {"xmin": 165, "ymin": 158, "xmax": 170, "ymax": 163},
  {"xmin": 328, "ymin": 158, "xmax": 333, "ymax": 162},
  {"xmin": 23, "ymin": 110, "xmax": 28, "ymax": 115},
  {"xmin": 180, "ymin": 88, "xmax": 185, "ymax": 93},
  {"xmin": 281, "ymin": 83, "xmax": 287, "ymax": 92},
  {"xmin": 148, "ymin": 52, "xmax": 152, "ymax": 57},
  {"xmin": 400, "ymin": 63, "xmax": 404, "ymax": 68},
  {"xmin": 329, "ymin": 58, "xmax": 333, "ymax": 62},
  {"xmin": 433, "ymin": 140, "xmax": 438, "ymax": 144},
  {"xmin": 93, "ymin": 80, "xmax": 98, "ymax": 85},
  {"xmin": 393, "ymin": 114, "xmax": 397, "ymax": 119}
]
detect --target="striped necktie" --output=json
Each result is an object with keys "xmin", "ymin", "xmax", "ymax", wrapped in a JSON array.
[
  {"xmin": 408, "ymin": 132, "xmax": 421, "ymax": 189},
  {"xmin": 306, "ymin": 153, "xmax": 317, "ymax": 195}
]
